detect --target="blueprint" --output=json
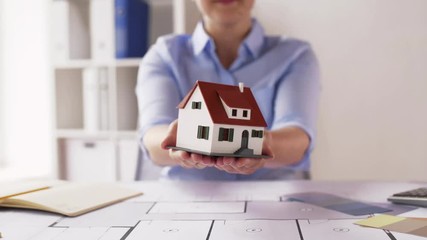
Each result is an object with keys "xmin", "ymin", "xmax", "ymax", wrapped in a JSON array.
[{"xmin": 0, "ymin": 181, "xmax": 424, "ymax": 240}]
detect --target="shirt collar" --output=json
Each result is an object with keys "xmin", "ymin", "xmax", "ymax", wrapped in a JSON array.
[
  {"xmin": 243, "ymin": 19, "xmax": 265, "ymax": 58},
  {"xmin": 192, "ymin": 19, "xmax": 265, "ymax": 58},
  {"xmin": 192, "ymin": 21, "xmax": 211, "ymax": 56}
]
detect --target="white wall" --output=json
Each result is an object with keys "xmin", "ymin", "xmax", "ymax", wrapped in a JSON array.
[
  {"xmin": 253, "ymin": 0, "xmax": 427, "ymax": 181},
  {"xmin": 173, "ymin": 0, "xmax": 200, "ymax": 34},
  {"xmin": 0, "ymin": 0, "xmax": 53, "ymax": 180},
  {"xmin": 0, "ymin": 0, "xmax": 5, "ymax": 167}
]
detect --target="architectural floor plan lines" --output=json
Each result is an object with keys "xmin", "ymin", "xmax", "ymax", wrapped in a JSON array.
[
  {"xmin": 298, "ymin": 219, "xmax": 397, "ymax": 240},
  {"xmin": 0, "ymin": 209, "xmax": 61, "ymax": 227},
  {"xmin": 31, "ymin": 226, "xmax": 130, "ymax": 240},
  {"xmin": 209, "ymin": 219, "xmax": 301, "ymax": 240},
  {"xmin": 54, "ymin": 202, "xmax": 154, "ymax": 227},
  {"xmin": 125, "ymin": 220, "xmax": 213, "ymax": 240},
  {"xmin": 0, "ymin": 200, "xmax": 402, "ymax": 240},
  {"xmin": 147, "ymin": 201, "xmax": 247, "ymax": 214},
  {"xmin": 135, "ymin": 200, "xmax": 363, "ymax": 221},
  {"xmin": 2, "ymin": 180, "xmax": 426, "ymax": 240}
]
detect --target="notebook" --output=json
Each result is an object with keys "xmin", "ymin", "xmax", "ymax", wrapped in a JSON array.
[
  {"xmin": 0, "ymin": 182, "xmax": 142, "ymax": 217},
  {"xmin": 0, "ymin": 181, "xmax": 51, "ymax": 200}
]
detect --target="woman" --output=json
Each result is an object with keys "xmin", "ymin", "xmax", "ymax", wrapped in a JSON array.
[{"xmin": 136, "ymin": 0, "xmax": 320, "ymax": 180}]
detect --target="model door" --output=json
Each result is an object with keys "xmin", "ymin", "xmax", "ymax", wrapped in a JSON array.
[{"xmin": 241, "ymin": 130, "xmax": 249, "ymax": 149}]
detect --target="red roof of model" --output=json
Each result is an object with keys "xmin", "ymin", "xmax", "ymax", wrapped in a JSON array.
[
  {"xmin": 216, "ymin": 88, "xmax": 252, "ymax": 109},
  {"xmin": 178, "ymin": 80, "xmax": 267, "ymax": 127}
]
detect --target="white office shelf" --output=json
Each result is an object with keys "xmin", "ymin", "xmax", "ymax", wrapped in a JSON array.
[
  {"xmin": 56, "ymin": 129, "xmax": 115, "ymax": 139},
  {"xmin": 114, "ymin": 131, "xmax": 138, "ymax": 139},
  {"xmin": 56, "ymin": 129, "xmax": 137, "ymax": 139},
  {"xmin": 115, "ymin": 58, "xmax": 142, "ymax": 67},
  {"xmin": 53, "ymin": 59, "xmax": 141, "ymax": 69},
  {"xmin": 53, "ymin": 60, "xmax": 93, "ymax": 69},
  {"xmin": 50, "ymin": 0, "xmax": 192, "ymax": 181}
]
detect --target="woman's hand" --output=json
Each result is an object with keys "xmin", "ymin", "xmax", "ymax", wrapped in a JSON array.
[
  {"xmin": 214, "ymin": 131, "xmax": 274, "ymax": 174},
  {"xmin": 161, "ymin": 120, "xmax": 273, "ymax": 173},
  {"xmin": 160, "ymin": 120, "xmax": 216, "ymax": 169},
  {"xmin": 214, "ymin": 157, "xmax": 265, "ymax": 174}
]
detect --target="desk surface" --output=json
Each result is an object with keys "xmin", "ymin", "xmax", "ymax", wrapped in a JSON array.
[{"xmin": 1, "ymin": 180, "xmax": 426, "ymax": 240}]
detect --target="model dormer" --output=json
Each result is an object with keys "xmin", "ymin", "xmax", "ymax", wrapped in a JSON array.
[
  {"xmin": 217, "ymin": 83, "xmax": 252, "ymax": 120},
  {"xmin": 219, "ymin": 99, "xmax": 251, "ymax": 120}
]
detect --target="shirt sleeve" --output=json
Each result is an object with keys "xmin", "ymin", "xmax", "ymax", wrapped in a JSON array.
[
  {"xmin": 135, "ymin": 38, "xmax": 181, "ymax": 159},
  {"xmin": 272, "ymin": 45, "xmax": 321, "ymax": 152}
]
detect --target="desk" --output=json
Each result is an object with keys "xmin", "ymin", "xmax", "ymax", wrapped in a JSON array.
[{"xmin": 0, "ymin": 180, "xmax": 426, "ymax": 240}]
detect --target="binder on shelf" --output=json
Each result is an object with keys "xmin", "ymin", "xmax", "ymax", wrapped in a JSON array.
[
  {"xmin": 51, "ymin": 0, "xmax": 70, "ymax": 62},
  {"xmin": 115, "ymin": 0, "xmax": 150, "ymax": 58},
  {"xmin": 83, "ymin": 67, "xmax": 100, "ymax": 132},
  {"xmin": 98, "ymin": 68, "xmax": 110, "ymax": 131},
  {"xmin": 83, "ymin": 67, "xmax": 110, "ymax": 132},
  {"xmin": 90, "ymin": 0, "xmax": 115, "ymax": 61}
]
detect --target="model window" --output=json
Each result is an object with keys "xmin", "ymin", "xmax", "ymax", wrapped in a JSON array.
[
  {"xmin": 232, "ymin": 109, "xmax": 237, "ymax": 116},
  {"xmin": 192, "ymin": 101, "xmax": 202, "ymax": 109},
  {"xmin": 251, "ymin": 130, "xmax": 263, "ymax": 138},
  {"xmin": 243, "ymin": 110, "xmax": 248, "ymax": 117},
  {"xmin": 197, "ymin": 126, "xmax": 209, "ymax": 140},
  {"xmin": 218, "ymin": 128, "xmax": 234, "ymax": 142}
]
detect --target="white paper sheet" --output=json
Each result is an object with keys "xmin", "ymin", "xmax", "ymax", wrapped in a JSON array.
[
  {"xmin": 210, "ymin": 220, "xmax": 300, "ymax": 240},
  {"xmin": 391, "ymin": 231, "xmax": 427, "ymax": 240},
  {"xmin": 126, "ymin": 220, "xmax": 212, "ymax": 240},
  {"xmin": 0, "ymin": 209, "xmax": 60, "ymax": 227},
  {"xmin": 29, "ymin": 227, "xmax": 129, "ymax": 240},
  {"xmin": 99, "ymin": 227, "xmax": 130, "ymax": 240},
  {"xmin": 56, "ymin": 202, "xmax": 154, "ymax": 227},
  {"xmin": 141, "ymin": 201, "xmax": 360, "ymax": 221},
  {"xmin": 2, "ymin": 181, "xmax": 426, "ymax": 240},
  {"xmin": 30, "ymin": 227, "xmax": 67, "ymax": 240},
  {"xmin": 45, "ymin": 227, "xmax": 107, "ymax": 240},
  {"xmin": 129, "ymin": 181, "xmax": 281, "ymax": 202},
  {"xmin": 0, "ymin": 226, "xmax": 47, "ymax": 240},
  {"xmin": 299, "ymin": 219, "xmax": 392, "ymax": 240},
  {"xmin": 399, "ymin": 207, "xmax": 427, "ymax": 218},
  {"xmin": 245, "ymin": 201, "xmax": 361, "ymax": 220},
  {"xmin": 148, "ymin": 201, "xmax": 246, "ymax": 214}
]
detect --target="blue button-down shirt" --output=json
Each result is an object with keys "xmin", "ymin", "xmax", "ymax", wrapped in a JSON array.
[{"xmin": 136, "ymin": 20, "xmax": 320, "ymax": 180}]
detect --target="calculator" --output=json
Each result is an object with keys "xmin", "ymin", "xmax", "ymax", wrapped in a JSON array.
[{"xmin": 387, "ymin": 187, "xmax": 427, "ymax": 207}]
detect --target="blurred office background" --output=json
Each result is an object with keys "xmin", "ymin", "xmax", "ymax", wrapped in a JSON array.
[
  {"xmin": 0, "ymin": 0, "xmax": 52, "ymax": 180},
  {"xmin": 0, "ymin": 0, "xmax": 426, "ymax": 182}
]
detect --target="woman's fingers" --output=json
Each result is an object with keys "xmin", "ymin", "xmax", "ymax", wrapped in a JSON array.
[{"xmin": 160, "ymin": 120, "xmax": 179, "ymax": 150}]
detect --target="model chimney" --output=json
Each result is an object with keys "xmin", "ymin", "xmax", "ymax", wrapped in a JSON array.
[{"xmin": 239, "ymin": 82, "xmax": 244, "ymax": 93}]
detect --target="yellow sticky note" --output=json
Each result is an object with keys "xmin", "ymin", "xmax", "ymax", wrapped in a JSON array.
[{"xmin": 355, "ymin": 215, "xmax": 406, "ymax": 228}]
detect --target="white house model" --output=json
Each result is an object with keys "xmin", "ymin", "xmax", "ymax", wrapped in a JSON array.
[{"xmin": 175, "ymin": 80, "xmax": 268, "ymax": 158}]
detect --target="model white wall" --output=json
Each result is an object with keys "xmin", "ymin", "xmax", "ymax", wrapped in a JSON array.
[
  {"xmin": 211, "ymin": 125, "xmax": 264, "ymax": 155},
  {"xmin": 177, "ymin": 87, "xmax": 213, "ymax": 153},
  {"xmin": 253, "ymin": 0, "xmax": 427, "ymax": 181}
]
